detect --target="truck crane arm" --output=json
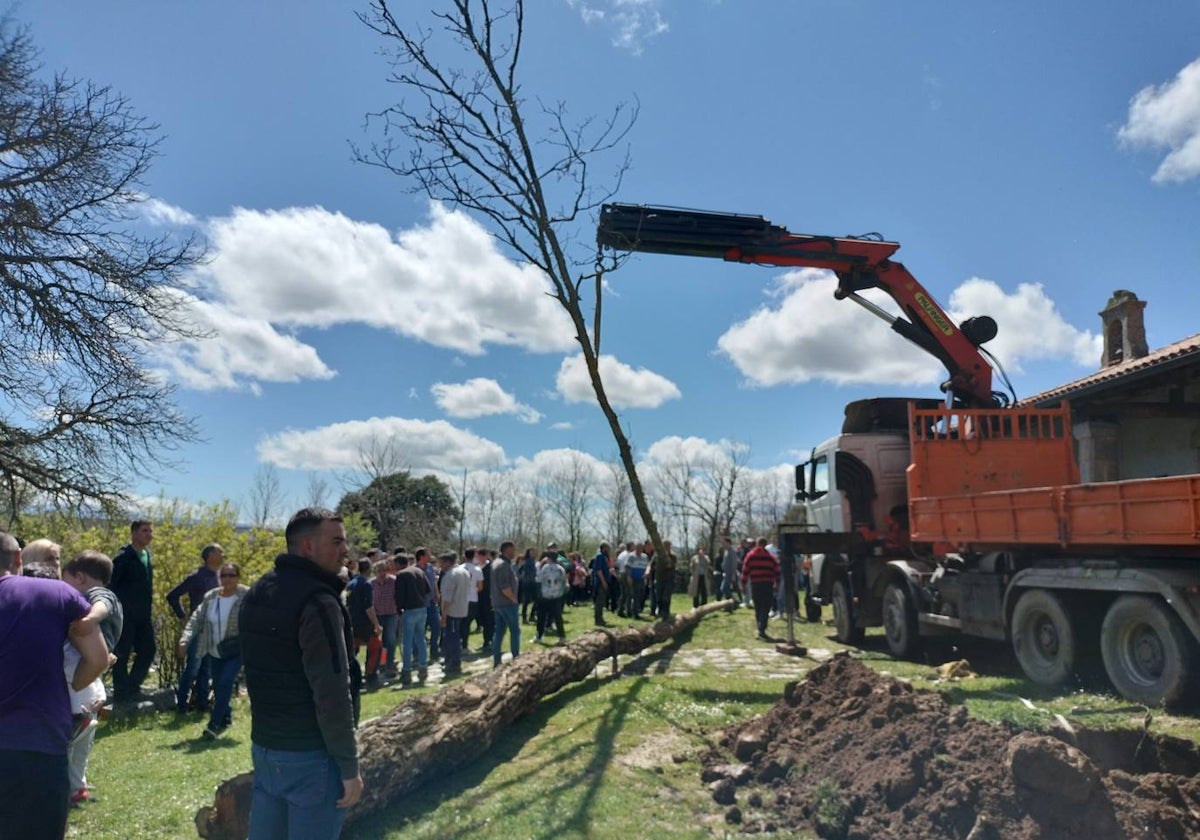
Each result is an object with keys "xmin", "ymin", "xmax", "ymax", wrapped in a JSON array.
[{"xmin": 597, "ymin": 203, "xmax": 1003, "ymax": 408}]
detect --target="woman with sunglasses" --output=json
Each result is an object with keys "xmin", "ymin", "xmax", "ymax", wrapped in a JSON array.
[{"xmin": 178, "ymin": 562, "xmax": 249, "ymax": 740}]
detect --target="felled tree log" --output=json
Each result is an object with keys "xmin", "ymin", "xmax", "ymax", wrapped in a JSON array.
[{"xmin": 196, "ymin": 599, "xmax": 735, "ymax": 838}]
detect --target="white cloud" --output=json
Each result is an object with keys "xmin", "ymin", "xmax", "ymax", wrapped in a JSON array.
[
  {"xmin": 556, "ymin": 353, "xmax": 681, "ymax": 409},
  {"xmin": 1118, "ymin": 57, "xmax": 1200, "ymax": 183},
  {"xmin": 139, "ymin": 196, "xmax": 198, "ymax": 226},
  {"xmin": 550, "ymin": 421, "xmax": 574, "ymax": 431},
  {"xmin": 945, "ymin": 279, "xmax": 1100, "ymax": 371},
  {"xmin": 154, "ymin": 202, "xmax": 580, "ymax": 392},
  {"xmin": 431, "ymin": 378, "xmax": 542, "ymax": 424},
  {"xmin": 507, "ymin": 447, "xmax": 609, "ymax": 486},
  {"xmin": 643, "ymin": 435, "xmax": 747, "ymax": 468},
  {"xmin": 153, "ymin": 291, "xmax": 335, "ymax": 393},
  {"xmin": 568, "ymin": 0, "xmax": 669, "ymax": 53},
  {"xmin": 198, "ymin": 203, "xmax": 574, "ymax": 356},
  {"xmin": 257, "ymin": 416, "xmax": 506, "ymax": 472},
  {"xmin": 716, "ymin": 269, "xmax": 1098, "ymax": 387}
]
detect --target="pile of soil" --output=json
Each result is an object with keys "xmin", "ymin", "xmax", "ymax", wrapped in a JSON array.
[{"xmin": 702, "ymin": 655, "xmax": 1200, "ymax": 839}]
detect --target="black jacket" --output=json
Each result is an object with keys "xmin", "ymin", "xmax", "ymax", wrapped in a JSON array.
[
  {"xmin": 110, "ymin": 543, "xmax": 154, "ymax": 622},
  {"xmin": 239, "ymin": 554, "xmax": 360, "ymax": 777}
]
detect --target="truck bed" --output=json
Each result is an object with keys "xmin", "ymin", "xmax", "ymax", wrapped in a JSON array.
[
  {"xmin": 906, "ymin": 403, "xmax": 1200, "ymax": 551},
  {"xmin": 910, "ymin": 473, "xmax": 1200, "ymax": 551}
]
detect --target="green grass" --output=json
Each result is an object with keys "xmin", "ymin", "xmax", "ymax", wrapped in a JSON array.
[{"xmin": 67, "ymin": 596, "xmax": 1200, "ymax": 839}]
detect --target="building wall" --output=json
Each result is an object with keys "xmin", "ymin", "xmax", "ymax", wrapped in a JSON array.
[{"xmin": 1117, "ymin": 415, "xmax": 1200, "ymax": 479}]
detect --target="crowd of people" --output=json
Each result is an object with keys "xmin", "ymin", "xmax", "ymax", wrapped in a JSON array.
[{"xmin": 0, "ymin": 509, "xmax": 807, "ymax": 840}]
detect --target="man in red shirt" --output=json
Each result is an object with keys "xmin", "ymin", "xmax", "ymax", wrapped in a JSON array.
[{"xmin": 740, "ymin": 537, "xmax": 780, "ymax": 641}]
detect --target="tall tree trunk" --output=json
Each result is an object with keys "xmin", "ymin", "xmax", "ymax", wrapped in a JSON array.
[{"xmin": 195, "ymin": 599, "xmax": 734, "ymax": 839}]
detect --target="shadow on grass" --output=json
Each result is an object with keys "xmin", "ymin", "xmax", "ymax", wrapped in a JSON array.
[
  {"xmin": 347, "ymin": 630, "xmax": 697, "ymax": 840},
  {"xmin": 164, "ymin": 733, "xmax": 245, "ymax": 754}
]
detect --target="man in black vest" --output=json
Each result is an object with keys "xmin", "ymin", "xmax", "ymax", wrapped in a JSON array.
[{"xmin": 240, "ymin": 508, "xmax": 364, "ymax": 839}]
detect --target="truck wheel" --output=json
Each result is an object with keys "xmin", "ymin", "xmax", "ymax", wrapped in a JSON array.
[
  {"xmin": 1011, "ymin": 589, "xmax": 1077, "ymax": 686},
  {"xmin": 883, "ymin": 582, "xmax": 920, "ymax": 658},
  {"xmin": 1101, "ymin": 595, "xmax": 1197, "ymax": 708},
  {"xmin": 831, "ymin": 580, "xmax": 864, "ymax": 645}
]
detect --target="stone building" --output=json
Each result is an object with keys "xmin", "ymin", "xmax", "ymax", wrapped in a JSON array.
[{"xmin": 1025, "ymin": 291, "xmax": 1200, "ymax": 483}]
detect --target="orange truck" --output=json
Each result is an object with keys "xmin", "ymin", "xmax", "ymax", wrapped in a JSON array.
[{"xmin": 597, "ymin": 204, "xmax": 1200, "ymax": 707}]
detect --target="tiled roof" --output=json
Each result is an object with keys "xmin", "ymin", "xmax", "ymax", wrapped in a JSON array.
[{"xmin": 1023, "ymin": 333, "xmax": 1200, "ymax": 406}]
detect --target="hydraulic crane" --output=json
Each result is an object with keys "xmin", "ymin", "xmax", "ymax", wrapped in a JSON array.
[{"xmin": 596, "ymin": 203, "xmax": 1006, "ymax": 408}]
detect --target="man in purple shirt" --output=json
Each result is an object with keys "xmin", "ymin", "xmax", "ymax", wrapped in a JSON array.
[
  {"xmin": 166, "ymin": 543, "xmax": 224, "ymax": 712},
  {"xmin": 0, "ymin": 531, "xmax": 109, "ymax": 840}
]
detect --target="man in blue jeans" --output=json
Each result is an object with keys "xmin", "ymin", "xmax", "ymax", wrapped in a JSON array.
[
  {"xmin": 490, "ymin": 541, "xmax": 521, "ymax": 667},
  {"xmin": 165, "ymin": 543, "xmax": 223, "ymax": 712},
  {"xmin": 239, "ymin": 508, "xmax": 363, "ymax": 839},
  {"xmin": 394, "ymin": 555, "xmax": 430, "ymax": 688},
  {"xmin": 415, "ymin": 548, "xmax": 441, "ymax": 661}
]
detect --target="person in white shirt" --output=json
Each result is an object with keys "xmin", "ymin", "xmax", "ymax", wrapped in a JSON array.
[{"xmin": 463, "ymin": 547, "xmax": 483, "ymax": 651}]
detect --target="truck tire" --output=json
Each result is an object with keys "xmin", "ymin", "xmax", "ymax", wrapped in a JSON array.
[
  {"xmin": 882, "ymin": 582, "xmax": 920, "ymax": 658},
  {"xmin": 831, "ymin": 579, "xmax": 864, "ymax": 645},
  {"xmin": 1011, "ymin": 589, "xmax": 1077, "ymax": 687},
  {"xmin": 1100, "ymin": 595, "xmax": 1197, "ymax": 708}
]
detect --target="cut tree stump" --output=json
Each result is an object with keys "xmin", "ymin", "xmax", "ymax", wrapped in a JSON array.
[{"xmin": 195, "ymin": 599, "xmax": 736, "ymax": 838}]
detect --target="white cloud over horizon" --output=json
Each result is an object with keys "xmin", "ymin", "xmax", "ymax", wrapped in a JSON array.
[
  {"xmin": 257, "ymin": 416, "xmax": 506, "ymax": 473},
  {"xmin": 1118, "ymin": 56, "xmax": 1200, "ymax": 183},
  {"xmin": 431, "ymin": 378, "xmax": 542, "ymax": 424},
  {"xmin": 158, "ymin": 203, "xmax": 575, "ymax": 391},
  {"xmin": 716, "ymin": 269, "xmax": 1099, "ymax": 389},
  {"xmin": 556, "ymin": 353, "xmax": 682, "ymax": 409}
]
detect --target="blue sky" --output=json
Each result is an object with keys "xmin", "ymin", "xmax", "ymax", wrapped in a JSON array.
[{"xmin": 19, "ymin": 2, "xmax": 1200, "ymax": 533}]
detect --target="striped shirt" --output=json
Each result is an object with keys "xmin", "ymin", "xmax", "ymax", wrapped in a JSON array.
[{"xmin": 740, "ymin": 547, "xmax": 779, "ymax": 584}]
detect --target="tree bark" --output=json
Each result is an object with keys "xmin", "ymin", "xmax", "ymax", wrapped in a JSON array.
[{"xmin": 195, "ymin": 599, "xmax": 735, "ymax": 838}]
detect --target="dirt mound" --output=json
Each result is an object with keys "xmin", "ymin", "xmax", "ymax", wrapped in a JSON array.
[{"xmin": 702, "ymin": 655, "xmax": 1200, "ymax": 839}]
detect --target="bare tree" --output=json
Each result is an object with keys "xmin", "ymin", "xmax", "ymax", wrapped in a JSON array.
[
  {"xmin": 537, "ymin": 450, "xmax": 595, "ymax": 550},
  {"xmin": 647, "ymin": 440, "xmax": 749, "ymax": 553},
  {"xmin": 0, "ymin": 24, "xmax": 202, "ymax": 516},
  {"xmin": 246, "ymin": 464, "xmax": 286, "ymax": 529},
  {"xmin": 357, "ymin": 0, "xmax": 669, "ymax": 560},
  {"xmin": 304, "ymin": 472, "xmax": 331, "ymax": 509},
  {"xmin": 451, "ymin": 468, "xmax": 472, "ymax": 551},
  {"xmin": 342, "ymin": 436, "xmax": 409, "ymax": 547},
  {"xmin": 603, "ymin": 457, "xmax": 634, "ymax": 544}
]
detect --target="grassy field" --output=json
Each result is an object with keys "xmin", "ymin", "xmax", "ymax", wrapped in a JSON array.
[{"xmin": 67, "ymin": 596, "xmax": 1200, "ymax": 839}]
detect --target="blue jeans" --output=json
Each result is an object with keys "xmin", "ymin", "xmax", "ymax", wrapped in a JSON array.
[
  {"xmin": 379, "ymin": 613, "xmax": 399, "ymax": 671},
  {"xmin": 248, "ymin": 744, "xmax": 346, "ymax": 840},
  {"xmin": 629, "ymin": 576, "xmax": 646, "ymax": 617},
  {"xmin": 177, "ymin": 634, "xmax": 211, "ymax": 711},
  {"xmin": 205, "ymin": 653, "xmax": 240, "ymax": 731},
  {"xmin": 492, "ymin": 604, "xmax": 520, "ymax": 666},
  {"xmin": 426, "ymin": 603, "xmax": 442, "ymax": 657},
  {"xmin": 400, "ymin": 608, "xmax": 428, "ymax": 673}
]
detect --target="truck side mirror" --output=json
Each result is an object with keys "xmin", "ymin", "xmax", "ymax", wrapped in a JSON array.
[{"xmin": 794, "ymin": 463, "xmax": 808, "ymax": 500}]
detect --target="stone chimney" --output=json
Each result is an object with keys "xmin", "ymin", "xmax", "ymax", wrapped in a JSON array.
[{"xmin": 1099, "ymin": 290, "xmax": 1148, "ymax": 368}]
